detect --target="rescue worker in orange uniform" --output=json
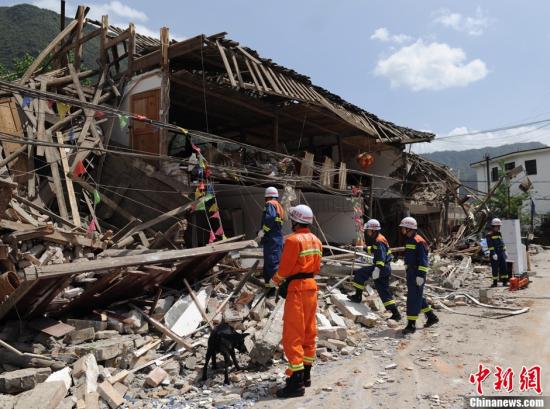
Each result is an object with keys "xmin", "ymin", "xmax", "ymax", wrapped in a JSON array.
[
  {"xmin": 400, "ymin": 217, "xmax": 439, "ymax": 335},
  {"xmin": 256, "ymin": 187, "xmax": 285, "ymax": 296},
  {"xmin": 271, "ymin": 204, "xmax": 322, "ymax": 398}
]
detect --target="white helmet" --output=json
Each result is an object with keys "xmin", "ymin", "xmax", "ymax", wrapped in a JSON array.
[
  {"xmin": 491, "ymin": 218, "xmax": 502, "ymax": 226},
  {"xmin": 289, "ymin": 204, "xmax": 314, "ymax": 225},
  {"xmin": 264, "ymin": 186, "xmax": 279, "ymax": 198},
  {"xmin": 364, "ymin": 219, "xmax": 381, "ymax": 231},
  {"xmin": 399, "ymin": 216, "xmax": 418, "ymax": 230}
]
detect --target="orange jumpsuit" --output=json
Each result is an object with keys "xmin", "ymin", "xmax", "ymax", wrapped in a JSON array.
[{"xmin": 273, "ymin": 227, "xmax": 322, "ymax": 376}]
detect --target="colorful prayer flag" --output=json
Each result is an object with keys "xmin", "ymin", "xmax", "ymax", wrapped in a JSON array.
[
  {"xmin": 209, "ymin": 203, "xmax": 219, "ymax": 213},
  {"xmin": 93, "ymin": 190, "xmax": 101, "ymax": 206},
  {"xmin": 210, "ymin": 211, "xmax": 220, "ymax": 219},
  {"xmin": 118, "ymin": 114, "xmax": 129, "ymax": 129},
  {"xmin": 72, "ymin": 160, "xmax": 86, "ymax": 178},
  {"xmin": 56, "ymin": 102, "xmax": 70, "ymax": 119},
  {"xmin": 86, "ymin": 218, "xmax": 97, "ymax": 234},
  {"xmin": 208, "ymin": 230, "xmax": 216, "ymax": 244},
  {"xmin": 214, "ymin": 226, "xmax": 224, "ymax": 236}
]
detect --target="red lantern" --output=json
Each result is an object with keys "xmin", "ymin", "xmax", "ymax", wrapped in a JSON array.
[{"xmin": 356, "ymin": 152, "xmax": 375, "ymax": 171}]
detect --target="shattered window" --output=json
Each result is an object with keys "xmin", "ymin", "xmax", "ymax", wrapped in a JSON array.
[
  {"xmin": 491, "ymin": 167, "xmax": 499, "ymax": 182},
  {"xmin": 504, "ymin": 162, "xmax": 515, "ymax": 171}
]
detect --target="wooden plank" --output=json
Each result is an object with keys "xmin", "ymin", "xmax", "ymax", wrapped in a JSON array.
[
  {"xmin": 9, "ymin": 199, "xmax": 39, "ymax": 226},
  {"xmin": 104, "ymin": 28, "xmax": 131, "ymax": 50},
  {"xmin": 244, "ymin": 58, "xmax": 262, "ymax": 91},
  {"xmin": 230, "ymin": 50, "xmax": 244, "ymax": 88},
  {"xmin": 73, "ymin": 6, "xmax": 86, "ymax": 71},
  {"xmin": 127, "ymin": 24, "xmax": 135, "ymax": 74},
  {"xmin": 259, "ymin": 64, "xmax": 281, "ymax": 93},
  {"xmin": 25, "ymin": 240, "xmax": 256, "ymax": 279},
  {"xmin": 19, "ymin": 19, "xmax": 78, "ymax": 84},
  {"xmin": 55, "ymin": 132, "xmax": 80, "ymax": 227},
  {"xmin": 266, "ymin": 67, "xmax": 287, "ymax": 96},
  {"xmin": 338, "ymin": 162, "xmax": 347, "ymax": 190},
  {"xmin": 236, "ymin": 46, "xmax": 261, "ymax": 64},
  {"xmin": 184, "ymin": 279, "xmax": 213, "ymax": 329},
  {"xmin": 216, "ymin": 41, "xmax": 237, "ymax": 87},
  {"xmin": 130, "ymin": 304, "xmax": 193, "ymax": 350},
  {"xmin": 38, "ymin": 82, "xmax": 69, "ymax": 220},
  {"xmin": 100, "ymin": 15, "xmax": 109, "ymax": 65},
  {"xmin": 67, "ymin": 64, "xmax": 104, "ymax": 148},
  {"xmin": 54, "ymin": 29, "xmax": 102, "ymax": 65},
  {"xmin": 251, "ymin": 62, "xmax": 269, "ymax": 90},
  {"xmin": 120, "ymin": 200, "xmax": 198, "ymax": 240},
  {"xmin": 300, "ymin": 152, "xmax": 314, "ymax": 181},
  {"xmin": 14, "ymin": 194, "xmax": 82, "ymax": 231},
  {"xmin": 82, "ymin": 190, "xmax": 101, "ymax": 234},
  {"xmin": 0, "ymin": 281, "xmax": 37, "ymax": 321},
  {"xmin": 29, "ymin": 318, "xmax": 75, "ymax": 337}
]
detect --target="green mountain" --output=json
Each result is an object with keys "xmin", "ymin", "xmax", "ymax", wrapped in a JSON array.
[
  {"xmin": 0, "ymin": 3, "xmax": 98, "ymax": 72},
  {"xmin": 421, "ymin": 142, "xmax": 547, "ymax": 188}
]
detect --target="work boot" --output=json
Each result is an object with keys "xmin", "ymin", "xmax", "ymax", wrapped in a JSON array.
[
  {"xmin": 276, "ymin": 371, "xmax": 305, "ymax": 398},
  {"xmin": 387, "ymin": 304, "xmax": 402, "ymax": 321},
  {"xmin": 347, "ymin": 288, "xmax": 363, "ymax": 303},
  {"xmin": 402, "ymin": 320, "xmax": 416, "ymax": 335},
  {"xmin": 303, "ymin": 365, "xmax": 312, "ymax": 387},
  {"xmin": 501, "ymin": 279, "xmax": 509, "ymax": 287},
  {"xmin": 490, "ymin": 280, "xmax": 498, "ymax": 288},
  {"xmin": 424, "ymin": 311, "xmax": 439, "ymax": 328},
  {"xmin": 285, "ymin": 365, "xmax": 311, "ymax": 387}
]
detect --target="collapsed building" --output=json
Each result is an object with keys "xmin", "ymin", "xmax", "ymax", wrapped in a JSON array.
[{"xmin": 0, "ymin": 5, "xmax": 495, "ymax": 408}]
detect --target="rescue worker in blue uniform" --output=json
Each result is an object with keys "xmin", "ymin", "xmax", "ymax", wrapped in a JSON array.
[
  {"xmin": 256, "ymin": 187, "xmax": 285, "ymax": 296},
  {"xmin": 400, "ymin": 217, "xmax": 439, "ymax": 335},
  {"xmin": 348, "ymin": 219, "xmax": 401, "ymax": 321},
  {"xmin": 486, "ymin": 217, "xmax": 508, "ymax": 287}
]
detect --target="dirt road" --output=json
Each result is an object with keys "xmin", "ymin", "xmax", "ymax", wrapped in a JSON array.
[{"xmin": 257, "ymin": 251, "xmax": 550, "ymax": 409}]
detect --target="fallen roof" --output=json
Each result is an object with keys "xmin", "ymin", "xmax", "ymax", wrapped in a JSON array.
[{"xmin": 88, "ymin": 20, "xmax": 434, "ymax": 145}]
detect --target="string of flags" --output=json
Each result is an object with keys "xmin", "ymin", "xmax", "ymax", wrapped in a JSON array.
[{"xmin": 189, "ymin": 142, "xmax": 226, "ymax": 243}]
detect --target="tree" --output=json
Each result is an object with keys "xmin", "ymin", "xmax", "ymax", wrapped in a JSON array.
[{"xmin": 487, "ymin": 162, "xmax": 528, "ymax": 219}]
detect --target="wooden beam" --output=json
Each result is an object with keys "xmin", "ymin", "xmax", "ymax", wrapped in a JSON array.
[
  {"xmin": 216, "ymin": 40, "xmax": 237, "ymax": 87},
  {"xmin": 14, "ymin": 194, "xmax": 83, "ymax": 231},
  {"xmin": 127, "ymin": 24, "xmax": 135, "ymax": 74},
  {"xmin": 24, "ymin": 240, "xmax": 256, "ymax": 279},
  {"xmin": 120, "ymin": 199, "xmax": 198, "ymax": 240},
  {"xmin": 19, "ymin": 19, "xmax": 79, "ymax": 84},
  {"xmin": 230, "ymin": 50, "xmax": 244, "ymax": 88},
  {"xmin": 74, "ymin": 6, "xmax": 86, "ymax": 71},
  {"xmin": 55, "ymin": 132, "xmax": 80, "ymax": 227}
]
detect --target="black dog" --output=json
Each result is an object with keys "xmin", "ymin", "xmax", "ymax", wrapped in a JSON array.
[{"xmin": 202, "ymin": 323, "xmax": 249, "ymax": 384}]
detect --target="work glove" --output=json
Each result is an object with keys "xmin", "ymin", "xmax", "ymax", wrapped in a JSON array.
[
  {"xmin": 416, "ymin": 276, "xmax": 425, "ymax": 287},
  {"xmin": 492, "ymin": 254, "xmax": 498, "ymax": 261},
  {"xmin": 255, "ymin": 230, "xmax": 265, "ymax": 243},
  {"xmin": 372, "ymin": 267, "xmax": 381, "ymax": 280}
]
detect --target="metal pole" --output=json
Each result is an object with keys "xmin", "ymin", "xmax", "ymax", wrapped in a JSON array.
[{"xmin": 484, "ymin": 154, "xmax": 490, "ymax": 194}]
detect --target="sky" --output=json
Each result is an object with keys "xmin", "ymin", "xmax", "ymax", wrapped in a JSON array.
[{"xmin": 4, "ymin": 0, "xmax": 550, "ymax": 153}]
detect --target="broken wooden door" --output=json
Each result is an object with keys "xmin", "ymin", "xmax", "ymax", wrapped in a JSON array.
[{"xmin": 130, "ymin": 89, "xmax": 160, "ymax": 155}]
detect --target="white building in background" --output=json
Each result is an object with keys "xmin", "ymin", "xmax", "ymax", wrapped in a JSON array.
[{"xmin": 470, "ymin": 146, "xmax": 550, "ymax": 225}]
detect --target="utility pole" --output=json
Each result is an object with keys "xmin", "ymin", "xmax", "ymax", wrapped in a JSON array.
[
  {"xmin": 484, "ymin": 154, "xmax": 490, "ymax": 194},
  {"xmin": 60, "ymin": 0, "xmax": 66, "ymax": 31}
]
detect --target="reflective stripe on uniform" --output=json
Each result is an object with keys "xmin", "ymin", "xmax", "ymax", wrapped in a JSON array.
[
  {"xmin": 421, "ymin": 306, "xmax": 432, "ymax": 313},
  {"xmin": 288, "ymin": 362, "xmax": 304, "ymax": 372},
  {"xmin": 501, "ymin": 275, "xmax": 508, "ymax": 279},
  {"xmin": 418, "ymin": 266, "xmax": 429, "ymax": 272},
  {"xmin": 263, "ymin": 225, "xmax": 271, "ymax": 232},
  {"xmin": 265, "ymin": 282, "xmax": 275, "ymax": 288},
  {"xmin": 303, "ymin": 356, "xmax": 315, "ymax": 363},
  {"xmin": 352, "ymin": 281, "xmax": 365, "ymax": 290},
  {"xmin": 373, "ymin": 245, "xmax": 379, "ymax": 249},
  {"xmin": 488, "ymin": 247, "xmax": 495, "ymax": 250},
  {"xmin": 407, "ymin": 315, "xmax": 419, "ymax": 321},
  {"xmin": 299, "ymin": 249, "xmax": 322, "ymax": 257},
  {"xmin": 376, "ymin": 261, "xmax": 385, "ymax": 267},
  {"xmin": 275, "ymin": 217, "xmax": 283, "ymax": 224},
  {"xmin": 491, "ymin": 236, "xmax": 501, "ymax": 239},
  {"xmin": 383, "ymin": 299, "xmax": 396, "ymax": 307},
  {"xmin": 405, "ymin": 244, "xmax": 416, "ymax": 249}
]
